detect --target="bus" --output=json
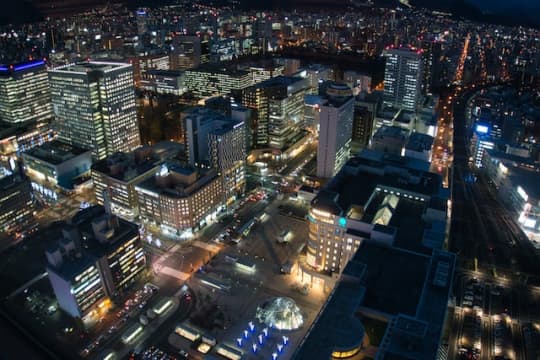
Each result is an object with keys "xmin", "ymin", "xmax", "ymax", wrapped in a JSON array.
[
  {"xmin": 237, "ymin": 218, "xmax": 256, "ymax": 237},
  {"xmin": 277, "ymin": 228, "xmax": 292, "ymax": 243}
]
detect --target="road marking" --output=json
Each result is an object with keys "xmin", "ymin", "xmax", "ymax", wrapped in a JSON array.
[{"xmin": 159, "ymin": 266, "xmax": 190, "ymax": 280}]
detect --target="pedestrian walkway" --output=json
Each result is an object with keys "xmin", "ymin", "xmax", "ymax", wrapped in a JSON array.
[{"xmin": 192, "ymin": 240, "xmax": 220, "ymax": 253}]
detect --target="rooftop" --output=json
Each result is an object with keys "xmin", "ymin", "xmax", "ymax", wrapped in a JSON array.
[
  {"xmin": 185, "ymin": 63, "xmax": 249, "ymax": 76},
  {"xmin": 295, "ymin": 242, "xmax": 455, "ymax": 360},
  {"xmin": 50, "ymin": 61, "xmax": 131, "ymax": 74},
  {"xmin": 405, "ymin": 133, "xmax": 434, "ymax": 152},
  {"xmin": 372, "ymin": 125, "xmax": 410, "ymax": 141},
  {"xmin": 91, "ymin": 142, "xmax": 183, "ymax": 182},
  {"xmin": 24, "ymin": 140, "xmax": 90, "ymax": 165},
  {"xmin": 312, "ymin": 150, "xmax": 440, "ymax": 218},
  {"xmin": 293, "ymin": 274, "xmax": 366, "ymax": 360},
  {"xmin": 352, "ymin": 242, "xmax": 430, "ymax": 316},
  {"xmin": 135, "ymin": 162, "xmax": 218, "ymax": 198}
]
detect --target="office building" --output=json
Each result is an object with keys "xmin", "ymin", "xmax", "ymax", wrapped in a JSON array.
[
  {"xmin": 46, "ymin": 207, "xmax": 146, "ymax": 323},
  {"xmin": 209, "ymin": 120, "xmax": 247, "ymax": 203},
  {"xmin": 0, "ymin": 121, "xmax": 56, "ymax": 169},
  {"xmin": 343, "ymin": 71, "xmax": 372, "ymax": 96},
  {"xmin": 306, "ymin": 149, "xmax": 447, "ymax": 275},
  {"xmin": 22, "ymin": 140, "xmax": 92, "ymax": 190},
  {"xmin": 405, "ymin": 132, "xmax": 434, "ymax": 162},
  {"xmin": 295, "ymin": 241, "xmax": 455, "ymax": 360},
  {"xmin": 316, "ymin": 83, "xmax": 354, "ymax": 178},
  {"xmin": 184, "ymin": 64, "xmax": 252, "ymax": 99},
  {"xmin": 370, "ymin": 125, "xmax": 410, "ymax": 156},
  {"xmin": 383, "ymin": 47, "xmax": 423, "ymax": 111},
  {"xmin": 170, "ymin": 36, "xmax": 202, "ymax": 70},
  {"xmin": 470, "ymin": 123, "xmax": 496, "ymax": 168},
  {"xmin": 140, "ymin": 69, "xmax": 185, "ymax": 96},
  {"xmin": 129, "ymin": 53, "xmax": 170, "ymax": 85},
  {"xmin": 49, "ymin": 62, "xmax": 141, "ymax": 160},
  {"xmin": 242, "ymin": 76, "xmax": 310, "ymax": 149},
  {"xmin": 242, "ymin": 63, "xmax": 284, "ymax": 84},
  {"xmin": 91, "ymin": 142, "xmax": 183, "ymax": 221},
  {"xmin": 0, "ymin": 171, "xmax": 34, "ymax": 238},
  {"xmin": 352, "ymin": 92, "xmax": 382, "ymax": 151},
  {"xmin": 0, "ymin": 60, "xmax": 52, "ymax": 124},
  {"xmin": 294, "ymin": 64, "xmax": 334, "ymax": 94},
  {"xmin": 182, "ymin": 107, "xmax": 246, "ymax": 202},
  {"xmin": 482, "ymin": 150, "xmax": 540, "ymax": 247},
  {"xmin": 135, "ymin": 163, "xmax": 223, "ymax": 239}
]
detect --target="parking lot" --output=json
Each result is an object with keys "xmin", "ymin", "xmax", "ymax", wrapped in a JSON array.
[{"xmin": 452, "ymin": 271, "xmax": 539, "ymax": 360}]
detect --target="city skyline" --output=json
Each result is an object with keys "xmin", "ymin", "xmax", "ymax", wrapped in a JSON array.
[{"xmin": 0, "ymin": 1, "xmax": 538, "ymax": 360}]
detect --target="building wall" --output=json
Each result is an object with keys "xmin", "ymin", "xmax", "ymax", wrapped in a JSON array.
[
  {"xmin": 317, "ymin": 98, "xmax": 354, "ymax": 178},
  {"xmin": 383, "ymin": 49, "xmax": 423, "ymax": 111},
  {"xmin": 136, "ymin": 174, "xmax": 223, "ymax": 233},
  {"xmin": 0, "ymin": 63, "xmax": 52, "ymax": 124},
  {"xmin": 0, "ymin": 176, "xmax": 34, "ymax": 235},
  {"xmin": 49, "ymin": 63, "xmax": 141, "ymax": 160}
]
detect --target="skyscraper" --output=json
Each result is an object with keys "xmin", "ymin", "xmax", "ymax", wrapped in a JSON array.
[
  {"xmin": 183, "ymin": 107, "xmax": 246, "ymax": 202},
  {"xmin": 242, "ymin": 76, "xmax": 310, "ymax": 149},
  {"xmin": 383, "ymin": 47, "xmax": 423, "ymax": 111},
  {"xmin": 49, "ymin": 62, "xmax": 141, "ymax": 160},
  {"xmin": 0, "ymin": 60, "xmax": 52, "ymax": 124},
  {"xmin": 316, "ymin": 83, "xmax": 354, "ymax": 178}
]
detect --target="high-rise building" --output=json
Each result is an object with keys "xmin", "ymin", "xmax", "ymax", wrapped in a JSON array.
[
  {"xmin": 135, "ymin": 163, "xmax": 223, "ymax": 238},
  {"xmin": 182, "ymin": 107, "xmax": 246, "ymax": 202},
  {"xmin": 352, "ymin": 92, "xmax": 382, "ymax": 152},
  {"xmin": 316, "ymin": 83, "xmax": 354, "ymax": 178},
  {"xmin": 0, "ymin": 171, "xmax": 34, "ymax": 240},
  {"xmin": 184, "ymin": 64, "xmax": 252, "ymax": 99},
  {"xmin": 383, "ymin": 47, "xmax": 423, "ymax": 111},
  {"xmin": 49, "ymin": 62, "xmax": 141, "ymax": 160},
  {"xmin": 170, "ymin": 36, "xmax": 202, "ymax": 70},
  {"xmin": 242, "ymin": 76, "xmax": 310, "ymax": 149},
  {"xmin": 46, "ymin": 207, "xmax": 146, "ymax": 323},
  {"xmin": 421, "ymin": 40, "xmax": 442, "ymax": 94},
  {"xmin": 0, "ymin": 60, "xmax": 52, "ymax": 124},
  {"xmin": 209, "ymin": 120, "xmax": 247, "ymax": 203}
]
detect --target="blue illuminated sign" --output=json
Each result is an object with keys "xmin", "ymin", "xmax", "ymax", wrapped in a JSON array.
[
  {"xmin": 475, "ymin": 124, "xmax": 489, "ymax": 134},
  {"xmin": 13, "ymin": 60, "xmax": 45, "ymax": 71},
  {"xmin": 339, "ymin": 217, "xmax": 347, "ymax": 227}
]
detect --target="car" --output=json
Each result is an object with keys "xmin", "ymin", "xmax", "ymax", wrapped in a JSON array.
[{"xmin": 178, "ymin": 349, "xmax": 189, "ymax": 358}]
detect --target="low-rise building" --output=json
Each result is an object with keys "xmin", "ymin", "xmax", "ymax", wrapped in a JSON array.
[
  {"xmin": 295, "ymin": 241, "xmax": 455, "ymax": 360},
  {"xmin": 22, "ymin": 140, "xmax": 92, "ymax": 191},
  {"xmin": 405, "ymin": 132, "xmax": 434, "ymax": 162},
  {"xmin": 135, "ymin": 163, "xmax": 223, "ymax": 239},
  {"xmin": 91, "ymin": 142, "xmax": 182, "ymax": 221},
  {"xmin": 370, "ymin": 125, "xmax": 410, "ymax": 156}
]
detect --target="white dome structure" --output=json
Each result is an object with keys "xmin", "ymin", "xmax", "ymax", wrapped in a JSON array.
[{"xmin": 255, "ymin": 297, "xmax": 304, "ymax": 331}]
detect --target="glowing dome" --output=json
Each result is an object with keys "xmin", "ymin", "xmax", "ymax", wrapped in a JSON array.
[{"xmin": 255, "ymin": 297, "xmax": 304, "ymax": 331}]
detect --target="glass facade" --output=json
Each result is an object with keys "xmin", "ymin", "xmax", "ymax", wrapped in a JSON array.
[
  {"xmin": 0, "ymin": 62, "xmax": 52, "ymax": 124},
  {"xmin": 49, "ymin": 62, "xmax": 141, "ymax": 160}
]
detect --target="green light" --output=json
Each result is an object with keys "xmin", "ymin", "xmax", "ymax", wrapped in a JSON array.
[{"xmin": 339, "ymin": 217, "xmax": 347, "ymax": 227}]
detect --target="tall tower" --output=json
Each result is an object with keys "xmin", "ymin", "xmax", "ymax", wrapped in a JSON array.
[
  {"xmin": 317, "ymin": 83, "xmax": 354, "ymax": 179},
  {"xmin": 383, "ymin": 47, "xmax": 423, "ymax": 111},
  {"xmin": 49, "ymin": 62, "xmax": 141, "ymax": 160},
  {"xmin": 0, "ymin": 60, "xmax": 52, "ymax": 124}
]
